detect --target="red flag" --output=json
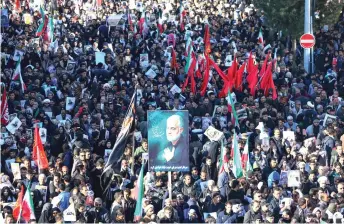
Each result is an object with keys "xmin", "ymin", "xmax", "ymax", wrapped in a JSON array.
[
  {"xmin": 96, "ymin": 0, "xmax": 102, "ymax": 7},
  {"xmin": 219, "ymin": 56, "xmax": 237, "ymax": 97},
  {"xmin": 14, "ymin": 0, "xmax": 21, "ymax": 11},
  {"xmin": 209, "ymin": 58, "xmax": 229, "ymax": 98},
  {"xmin": 33, "ymin": 126, "xmax": 49, "ymax": 170},
  {"xmin": 246, "ymin": 52, "xmax": 259, "ymax": 96},
  {"xmin": 182, "ymin": 55, "xmax": 197, "ymax": 94},
  {"xmin": 258, "ymin": 53, "xmax": 270, "ymax": 78},
  {"xmin": 209, "ymin": 58, "xmax": 227, "ymax": 81},
  {"xmin": 1, "ymin": 87, "xmax": 9, "ymax": 125},
  {"xmin": 167, "ymin": 33, "xmax": 176, "ymax": 47},
  {"xmin": 234, "ymin": 62, "xmax": 246, "ymax": 91},
  {"xmin": 204, "ymin": 24, "xmax": 211, "ymax": 55},
  {"xmin": 171, "ymin": 49, "xmax": 179, "ymax": 73},
  {"xmin": 200, "ymin": 55, "xmax": 210, "ymax": 96},
  {"xmin": 157, "ymin": 18, "xmax": 163, "ymax": 34},
  {"xmin": 13, "ymin": 185, "xmax": 25, "ymax": 221},
  {"xmin": 260, "ymin": 62, "xmax": 277, "ymax": 99}
]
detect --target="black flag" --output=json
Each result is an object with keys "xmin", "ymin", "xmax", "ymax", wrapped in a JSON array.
[{"xmin": 101, "ymin": 90, "xmax": 136, "ymax": 193}]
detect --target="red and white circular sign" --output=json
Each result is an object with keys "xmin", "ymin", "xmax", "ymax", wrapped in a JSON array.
[{"xmin": 300, "ymin": 33, "xmax": 316, "ymax": 49}]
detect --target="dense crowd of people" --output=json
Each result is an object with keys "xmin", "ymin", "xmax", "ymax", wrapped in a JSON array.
[{"xmin": 1, "ymin": 0, "xmax": 344, "ymax": 223}]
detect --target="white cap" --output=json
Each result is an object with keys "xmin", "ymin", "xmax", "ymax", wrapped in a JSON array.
[
  {"xmin": 307, "ymin": 101, "xmax": 314, "ymax": 108},
  {"xmin": 42, "ymin": 99, "xmax": 51, "ymax": 104}
]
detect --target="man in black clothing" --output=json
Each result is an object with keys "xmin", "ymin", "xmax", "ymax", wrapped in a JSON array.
[
  {"xmin": 227, "ymin": 180, "xmax": 245, "ymax": 203},
  {"xmin": 122, "ymin": 189, "xmax": 136, "ymax": 223},
  {"xmin": 268, "ymin": 187, "xmax": 283, "ymax": 223}
]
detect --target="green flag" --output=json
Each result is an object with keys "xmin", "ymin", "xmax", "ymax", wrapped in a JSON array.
[
  {"xmin": 133, "ymin": 163, "xmax": 145, "ymax": 221},
  {"xmin": 232, "ymin": 133, "xmax": 243, "ymax": 178},
  {"xmin": 226, "ymin": 90, "xmax": 239, "ymax": 128}
]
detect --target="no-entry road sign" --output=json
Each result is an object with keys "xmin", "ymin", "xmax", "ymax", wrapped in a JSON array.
[{"xmin": 300, "ymin": 33, "xmax": 315, "ymax": 49}]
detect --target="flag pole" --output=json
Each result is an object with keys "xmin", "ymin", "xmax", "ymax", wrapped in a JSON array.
[
  {"xmin": 130, "ymin": 132, "xmax": 135, "ymax": 172},
  {"xmin": 168, "ymin": 171, "xmax": 172, "ymax": 200},
  {"xmin": 130, "ymin": 86, "xmax": 138, "ymax": 172},
  {"xmin": 16, "ymin": 203, "xmax": 23, "ymax": 224}
]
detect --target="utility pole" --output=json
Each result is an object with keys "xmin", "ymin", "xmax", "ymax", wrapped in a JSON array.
[
  {"xmin": 311, "ymin": 0, "xmax": 316, "ymax": 73},
  {"xmin": 304, "ymin": 0, "xmax": 311, "ymax": 73}
]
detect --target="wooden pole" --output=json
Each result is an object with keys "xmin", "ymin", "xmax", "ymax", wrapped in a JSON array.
[
  {"xmin": 131, "ymin": 133, "xmax": 135, "ymax": 172},
  {"xmin": 168, "ymin": 171, "xmax": 172, "ymax": 200}
]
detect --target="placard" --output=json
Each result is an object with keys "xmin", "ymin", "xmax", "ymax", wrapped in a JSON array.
[
  {"xmin": 107, "ymin": 14, "xmax": 124, "ymax": 26},
  {"xmin": 142, "ymin": 152, "xmax": 148, "ymax": 162},
  {"xmin": 170, "ymin": 84, "xmax": 182, "ymax": 95},
  {"xmin": 134, "ymin": 131, "xmax": 142, "ymax": 142},
  {"xmin": 23, "ymin": 13, "xmax": 33, "ymax": 25},
  {"xmin": 287, "ymin": 170, "xmax": 301, "ymax": 187},
  {"xmin": 6, "ymin": 117, "xmax": 22, "ymax": 134},
  {"xmin": 204, "ymin": 212, "xmax": 217, "ymax": 220},
  {"xmin": 5, "ymin": 159, "xmax": 15, "ymax": 171},
  {"xmin": 13, "ymin": 49, "xmax": 24, "ymax": 61},
  {"xmin": 11, "ymin": 163, "xmax": 21, "ymax": 180},
  {"xmin": 104, "ymin": 149, "xmax": 112, "ymax": 163},
  {"xmin": 323, "ymin": 113, "xmax": 337, "ymax": 127},
  {"xmin": 204, "ymin": 126, "xmax": 224, "ymax": 142},
  {"xmin": 95, "ymin": 52, "xmax": 106, "ymax": 65},
  {"xmin": 219, "ymin": 116, "xmax": 227, "ymax": 128},
  {"xmin": 148, "ymin": 110, "xmax": 189, "ymax": 172},
  {"xmin": 40, "ymin": 128, "xmax": 47, "ymax": 144},
  {"xmin": 140, "ymin": 53, "xmax": 149, "ymax": 68},
  {"xmin": 1, "ymin": 9, "xmax": 9, "ymax": 27},
  {"xmin": 63, "ymin": 203, "xmax": 76, "ymax": 222},
  {"xmin": 145, "ymin": 68, "xmax": 157, "ymax": 79},
  {"xmin": 66, "ymin": 60, "xmax": 76, "ymax": 74},
  {"xmin": 279, "ymin": 171, "xmax": 288, "ymax": 186},
  {"xmin": 283, "ymin": 131, "xmax": 295, "ymax": 142},
  {"xmin": 65, "ymin": 97, "xmax": 76, "ymax": 111},
  {"xmin": 202, "ymin": 117, "xmax": 212, "ymax": 131}
]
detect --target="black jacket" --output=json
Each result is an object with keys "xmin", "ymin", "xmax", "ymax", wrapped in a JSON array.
[
  {"xmin": 123, "ymin": 198, "xmax": 136, "ymax": 223},
  {"xmin": 243, "ymin": 208, "xmax": 262, "ymax": 224}
]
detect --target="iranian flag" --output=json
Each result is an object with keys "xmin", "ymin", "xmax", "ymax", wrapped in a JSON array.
[
  {"xmin": 179, "ymin": 0, "xmax": 186, "ymax": 31},
  {"xmin": 184, "ymin": 36, "xmax": 192, "ymax": 56},
  {"xmin": 21, "ymin": 185, "xmax": 36, "ymax": 222},
  {"xmin": 133, "ymin": 163, "xmax": 145, "ymax": 221},
  {"xmin": 14, "ymin": 184, "xmax": 35, "ymax": 222},
  {"xmin": 241, "ymin": 138, "xmax": 249, "ymax": 170},
  {"xmin": 43, "ymin": 16, "xmax": 54, "ymax": 43},
  {"xmin": 182, "ymin": 52, "xmax": 197, "ymax": 94},
  {"xmin": 218, "ymin": 139, "xmax": 229, "ymax": 176},
  {"xmin": 36, "ymin": 6, "xmax": 47, "ymax": 37},
  {"xmin": 226, "ymin": 90, "xmax": 239, "ymax": 129},
  {"xmin": 12, "ymin": 60, "xmax": 27, "ymax": 92},
  {"xmin": 138, "ymin": 9, "xmax": 146, "ymax": 35},
  {"xmin": 157, "ymin": 11, "xmax": 163, "ymax": 35},
  {"xmin": 1, "ymin": 86, "xmax": 9, "ymax": 125},
  {"xmin": 258, "ymin": 28, "xmax": 264, "ymax": 47},
  {"xmin": 12, "ymin": 186, "xmax": 24, "ymax": 221},
  {"xmin": 232, "ymin": 133, "xmax": 243, "ymax": 178},
  {"xmin": 184, "ymin": 37, "xmax": 194, "ymax": 73}
]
